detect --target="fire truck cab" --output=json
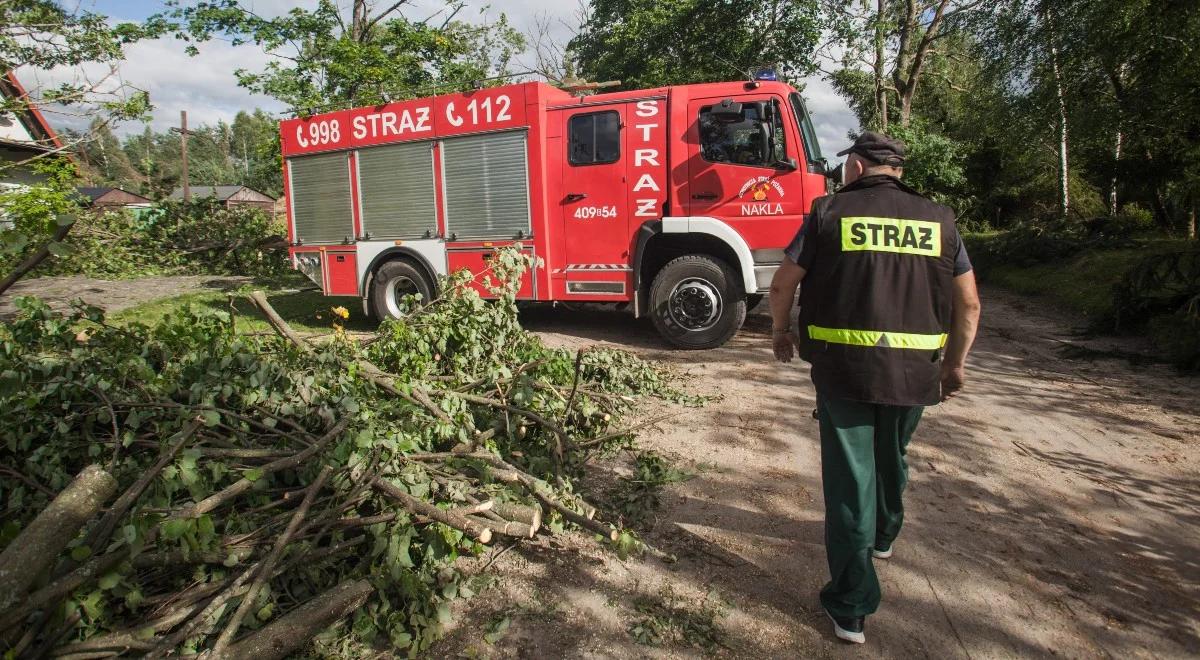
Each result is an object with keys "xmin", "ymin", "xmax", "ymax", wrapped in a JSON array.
[{"xmin": 280, "ymin": 77, "xmax": 829, "ymax": 349}]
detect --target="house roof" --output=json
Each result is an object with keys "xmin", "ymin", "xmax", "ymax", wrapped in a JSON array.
[
  {"xmin": 76, "ymin": 186, "xmax": 151, "ymax": 203},
  {"xmin": 168, "ymin": 185, "xmax": 275, "ymax": 201},
  {"xmin": 76, "ymin": 186, "xmax": 113, "ymax": 201},
  {"xmin": 0, "ymin": 72, "xmax": 63, "ymax": 152}
]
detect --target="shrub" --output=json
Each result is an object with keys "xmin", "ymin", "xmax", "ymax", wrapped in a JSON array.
[{"xmin": 3, "ymin": 196, "xmax": 290, "ymax": 280}]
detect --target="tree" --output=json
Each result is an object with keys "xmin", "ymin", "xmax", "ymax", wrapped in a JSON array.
[
  {"xmin": 570, "ymin": 0, "xmax": 824, "ymax": 89},
  {"xmin": 162, "ymin": 0, "xmax": 524, "ymax": 114},
  {"xmin": 824, "ymin": 0, "xmax": 987, "ymax": 129},
  {"xmin": 1, "ymin": 1, "xmax": 161, "ymax": 289}
]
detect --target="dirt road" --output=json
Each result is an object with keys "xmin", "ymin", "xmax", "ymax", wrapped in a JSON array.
[
  {"xmin": 0, "ymin": 275, "xmax": 250, "ymax": 320},
  {"xmin": 437, "ymin": 287, "xmax": 1200, "ymax": 659}
]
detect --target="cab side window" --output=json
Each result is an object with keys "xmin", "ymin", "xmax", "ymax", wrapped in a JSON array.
[
  {"xmin": 699, "ymin": 101, "xmax": 786, "ymax": 167},
  {"xmin": 568, "ymin": 111, "xmax": 621, "ymax": 165}
]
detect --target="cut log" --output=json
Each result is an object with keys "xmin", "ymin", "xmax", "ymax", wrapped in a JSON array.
[
  {"xmin": 464, "ymin": 515, "xmax": 534, "ymax": 539},
  {"xmin": 0, "ymin": 464, "xmax": 116, "ymax": 611},
  {"xmin": 219, "ymin": 580, "xmax": 374, "ymax": 660},
  {"xmin": 492, "ymin": 502, "xmax": 542, "ymax": 536},
  {"xmin": 446, "ymin": 500, "xmax": 494, "ymax": 516}
]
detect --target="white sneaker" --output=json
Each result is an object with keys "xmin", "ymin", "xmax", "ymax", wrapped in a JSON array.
[
  {"xmin": 872, "ymin": 545, "xmax": 893, "ymax": 559},
  {"xmin": 825, "ymin": 608, "xmax": 866, "ymax": 644}
]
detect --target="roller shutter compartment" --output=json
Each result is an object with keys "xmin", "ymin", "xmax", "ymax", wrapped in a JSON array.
[
  {"xmin": 441, "ymin": 131, "xmax": 531, "ymax": 240},
  {"xmin": 357, "ymin": 142, "xmax": 437, "ymax": 239},
  {"xmin": 288, "ymin": 152, "xmax": 354, "ymax": 245}
]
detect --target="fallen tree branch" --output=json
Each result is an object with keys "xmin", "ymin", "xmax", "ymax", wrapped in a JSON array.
[
  {"xmin": 0, "ymin": 464, "xmax": 117, "ymax": 611},
  {"xmin": 0, "ymin": 218, "xmax": 75, "ymax": 297},
  {"xmin": 371, "ymin": 477, "xmax": 493, "ymax": 544},
  {"xmin": 532, "ymin": 491, "xmax": 618, "ymax": 542},
  {"xmin": 78, "ymin": 420, "xmax": 202, "ymax": 565},
  {"xmin": 219, "ymin": 580, "xmax": 374, "ymax": 660},
  {"xmin": 248, "ymin": 291, "xmax": 312, "ymax": 354},
  {"xmin": 211, "ymin": 466, "xmax": 332, "ymax": 655},
  {"xmin": 575, "ymin": 413, "xmax": 677, "ymax": 449},
  {"xmin": 178, "ymin": 419, "xmax": 346, "ymax": 519},
  {"xmin": 464, "ymin": 514, "xmax": 535, "ymax": 539},
  {"xmin": 0, "ymin": 547, "xmax": 128, "ymax": 632}
]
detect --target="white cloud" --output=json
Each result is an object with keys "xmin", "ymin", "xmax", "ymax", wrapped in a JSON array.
[{"xmin": 798, "ymin": 73, "xmax": 859, "ymax": 160}]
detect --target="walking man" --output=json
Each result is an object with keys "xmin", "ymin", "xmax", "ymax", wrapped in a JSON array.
[{"xmin": 768, "ymin": 132, "xmax": 982, "ymax": 644}]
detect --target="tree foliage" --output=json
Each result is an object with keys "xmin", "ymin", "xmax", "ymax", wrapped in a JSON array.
[
  {"xmin": 570, "ymin": 0, "xmax": 824, "ymax": 89},
  {"xmin": 1, "ymin": 1, "xmax": 167, "ymax": 287},
  {"xmin": 160, "ymin": 0, "xmax": 525, "ymax": 114},
  {"xmin": 74, "ymin": 110, "xmax": 283, "ymax": 198}
]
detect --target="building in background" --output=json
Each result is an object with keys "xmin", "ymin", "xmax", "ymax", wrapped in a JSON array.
[
  {"xmin": 168, "ymin": 185, "xmax": 276, "ymax": 212},
  {"xmin": 76, "ymin": 186, "xmax": 153, "ymax": 210},
  {"xmin": 0, "ymin": 71, "xmax": 63, "ymax": 189}
]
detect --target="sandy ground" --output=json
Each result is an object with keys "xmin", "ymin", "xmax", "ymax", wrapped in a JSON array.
[
  {"xmin": 0, "ymin": 275, "xmax": 250, "ymax": 320},
  {"xmin": 434, "ymin": 287, "xmax": 1200, "ymax": 659}
]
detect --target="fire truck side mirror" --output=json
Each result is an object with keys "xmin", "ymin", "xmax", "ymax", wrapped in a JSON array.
[{"xmin": 823, "ymin": 161, "xmax": 844, "ymax": 187}]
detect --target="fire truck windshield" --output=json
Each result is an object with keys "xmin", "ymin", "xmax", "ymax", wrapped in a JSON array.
[{"xmin": 790, "ymin": 92, "xmax": 825, "ymax": 170}]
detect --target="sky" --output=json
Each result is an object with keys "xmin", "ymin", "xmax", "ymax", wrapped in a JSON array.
[{"xmin": 19, "ymin": 0, "xmax": 858, "ymax": 157}]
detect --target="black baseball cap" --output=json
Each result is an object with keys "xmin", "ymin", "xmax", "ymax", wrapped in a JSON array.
[{"xmin": 837, "ymin": 131, "xmax": 907, "ymax": 166}]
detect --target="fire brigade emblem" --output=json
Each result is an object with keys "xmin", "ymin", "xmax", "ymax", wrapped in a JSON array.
[{"xmin": 737, "ymin": 177, "xmax": 785, "ymax": 216}]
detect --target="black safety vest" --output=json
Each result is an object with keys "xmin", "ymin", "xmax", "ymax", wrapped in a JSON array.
[{"xmin": 797, "ymin": 175, "xmax": 958, "ymax": 406}]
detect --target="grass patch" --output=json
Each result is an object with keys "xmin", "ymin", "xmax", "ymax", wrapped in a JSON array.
[
  {"xmin": 969, "ymin": 236, "xmax": 1193, "ymax": 323},
  {"xmin": 109, "ymin": 286, "xmax": 376, "ymax": 334}
]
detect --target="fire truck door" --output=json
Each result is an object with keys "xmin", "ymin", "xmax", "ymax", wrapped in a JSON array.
[
  {"xmin": 558, "ymin": 106, "xmax": 630, "ymax": 276},
  {"xmin": 685, "ymin": 95, "xmax": 807, "ymax": 248}
]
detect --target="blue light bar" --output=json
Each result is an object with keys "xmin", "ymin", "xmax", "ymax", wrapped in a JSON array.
[{"xmin": 755, "ymin": 68, "xmax": 778, "ymax": 81}]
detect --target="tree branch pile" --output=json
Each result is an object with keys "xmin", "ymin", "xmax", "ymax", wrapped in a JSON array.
[{"xmin": 0, "ymin": 250, "xmax": 694, "ymax": 656}]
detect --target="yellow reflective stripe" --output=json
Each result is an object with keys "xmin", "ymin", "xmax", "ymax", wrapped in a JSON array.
[
  {"xmin": 808, "ymin": 325, "xmax": 947, "ymax": 350},
  {"xmin": 840, "ymin": 217, "xmax": 942, "ymax": 257},
  {"xmin": 808, "ymin": 326, "xmax": 883, "ymax": 346},
  {"xmin": 882, "ymin": 331, "xmax": 948, "ymax": 349}
]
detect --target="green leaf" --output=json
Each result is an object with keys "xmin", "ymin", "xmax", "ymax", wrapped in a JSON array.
[
  {"xmin": 484, "ymin": 616, "xmax": 510, "ymax": 643},
  {"xmin": 98, "ymin": 571, "xmax": 121, "ymax": 590},
  {"xmin": 201, "ymin": 410, "xmax": 221, "ymax": 427},
  {"xmin": 161, "ymin": 519, "xmax": 190, "ymax": 541},
  {"xmin": 70, "ymin": 545, "xmax": 92, "ymax": 561},
  {"xmin": 243, "ymin": 468, "xmax": 264, "ymax": 482},
  {"xmin": 256, "ymin": 603, "xmax": 274, "ymax": 621},
  {"xmin": 46, "ymin": 241, "xmax": 75, "ymax": 257}
]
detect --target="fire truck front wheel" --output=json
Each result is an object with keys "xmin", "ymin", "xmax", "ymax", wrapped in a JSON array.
[
  {"xmin": 649, "ymin": 255, "xmax": 747, "ymax": 349},
  {"xmin": 368, "ymin": 260, "xmax": 435, "ymax": 321}
]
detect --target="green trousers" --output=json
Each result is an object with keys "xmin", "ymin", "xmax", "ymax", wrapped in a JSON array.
[{"xmin": 817, "ymin": 396, "xmax": 924, "ymax": 618}]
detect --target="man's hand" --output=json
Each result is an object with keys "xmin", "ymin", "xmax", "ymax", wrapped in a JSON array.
[
  {"xmin": 773, "ymin": 329, "xmax": 797, "ymax": 363},
  {"xmin": 940, "ymin": 363, "xmax": 966, "ymax": 401}
]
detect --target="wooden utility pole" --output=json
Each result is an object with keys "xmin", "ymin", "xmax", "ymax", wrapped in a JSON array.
[{"xmin": 180, "ymin": 110, "xmax": 189, "ymax": 201}]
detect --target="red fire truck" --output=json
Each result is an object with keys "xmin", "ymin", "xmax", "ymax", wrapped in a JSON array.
[{"xmin": 280, "ymin": 76, "xmax": 830, "ymax": 349}]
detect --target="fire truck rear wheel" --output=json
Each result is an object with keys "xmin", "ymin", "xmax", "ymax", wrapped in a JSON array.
[
  {"xmin": 649, "ymin": 255, "xmax": 746, "ymax": 349},
  {"xmin": 369, "ymin": 260, "xmax": 435, "ymax": 321}
]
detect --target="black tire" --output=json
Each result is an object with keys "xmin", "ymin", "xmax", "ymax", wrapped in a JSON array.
[
  {"xmin": 368, "ymin": 259, "xmax": 435, "ymax": 321},
  {"xmin": 648, "ymin": 254, "xmax": 747, "ymax": 349},
  {"xmin": 745, "ymin": 293, "xmax": 765, "ymax": 310}
]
